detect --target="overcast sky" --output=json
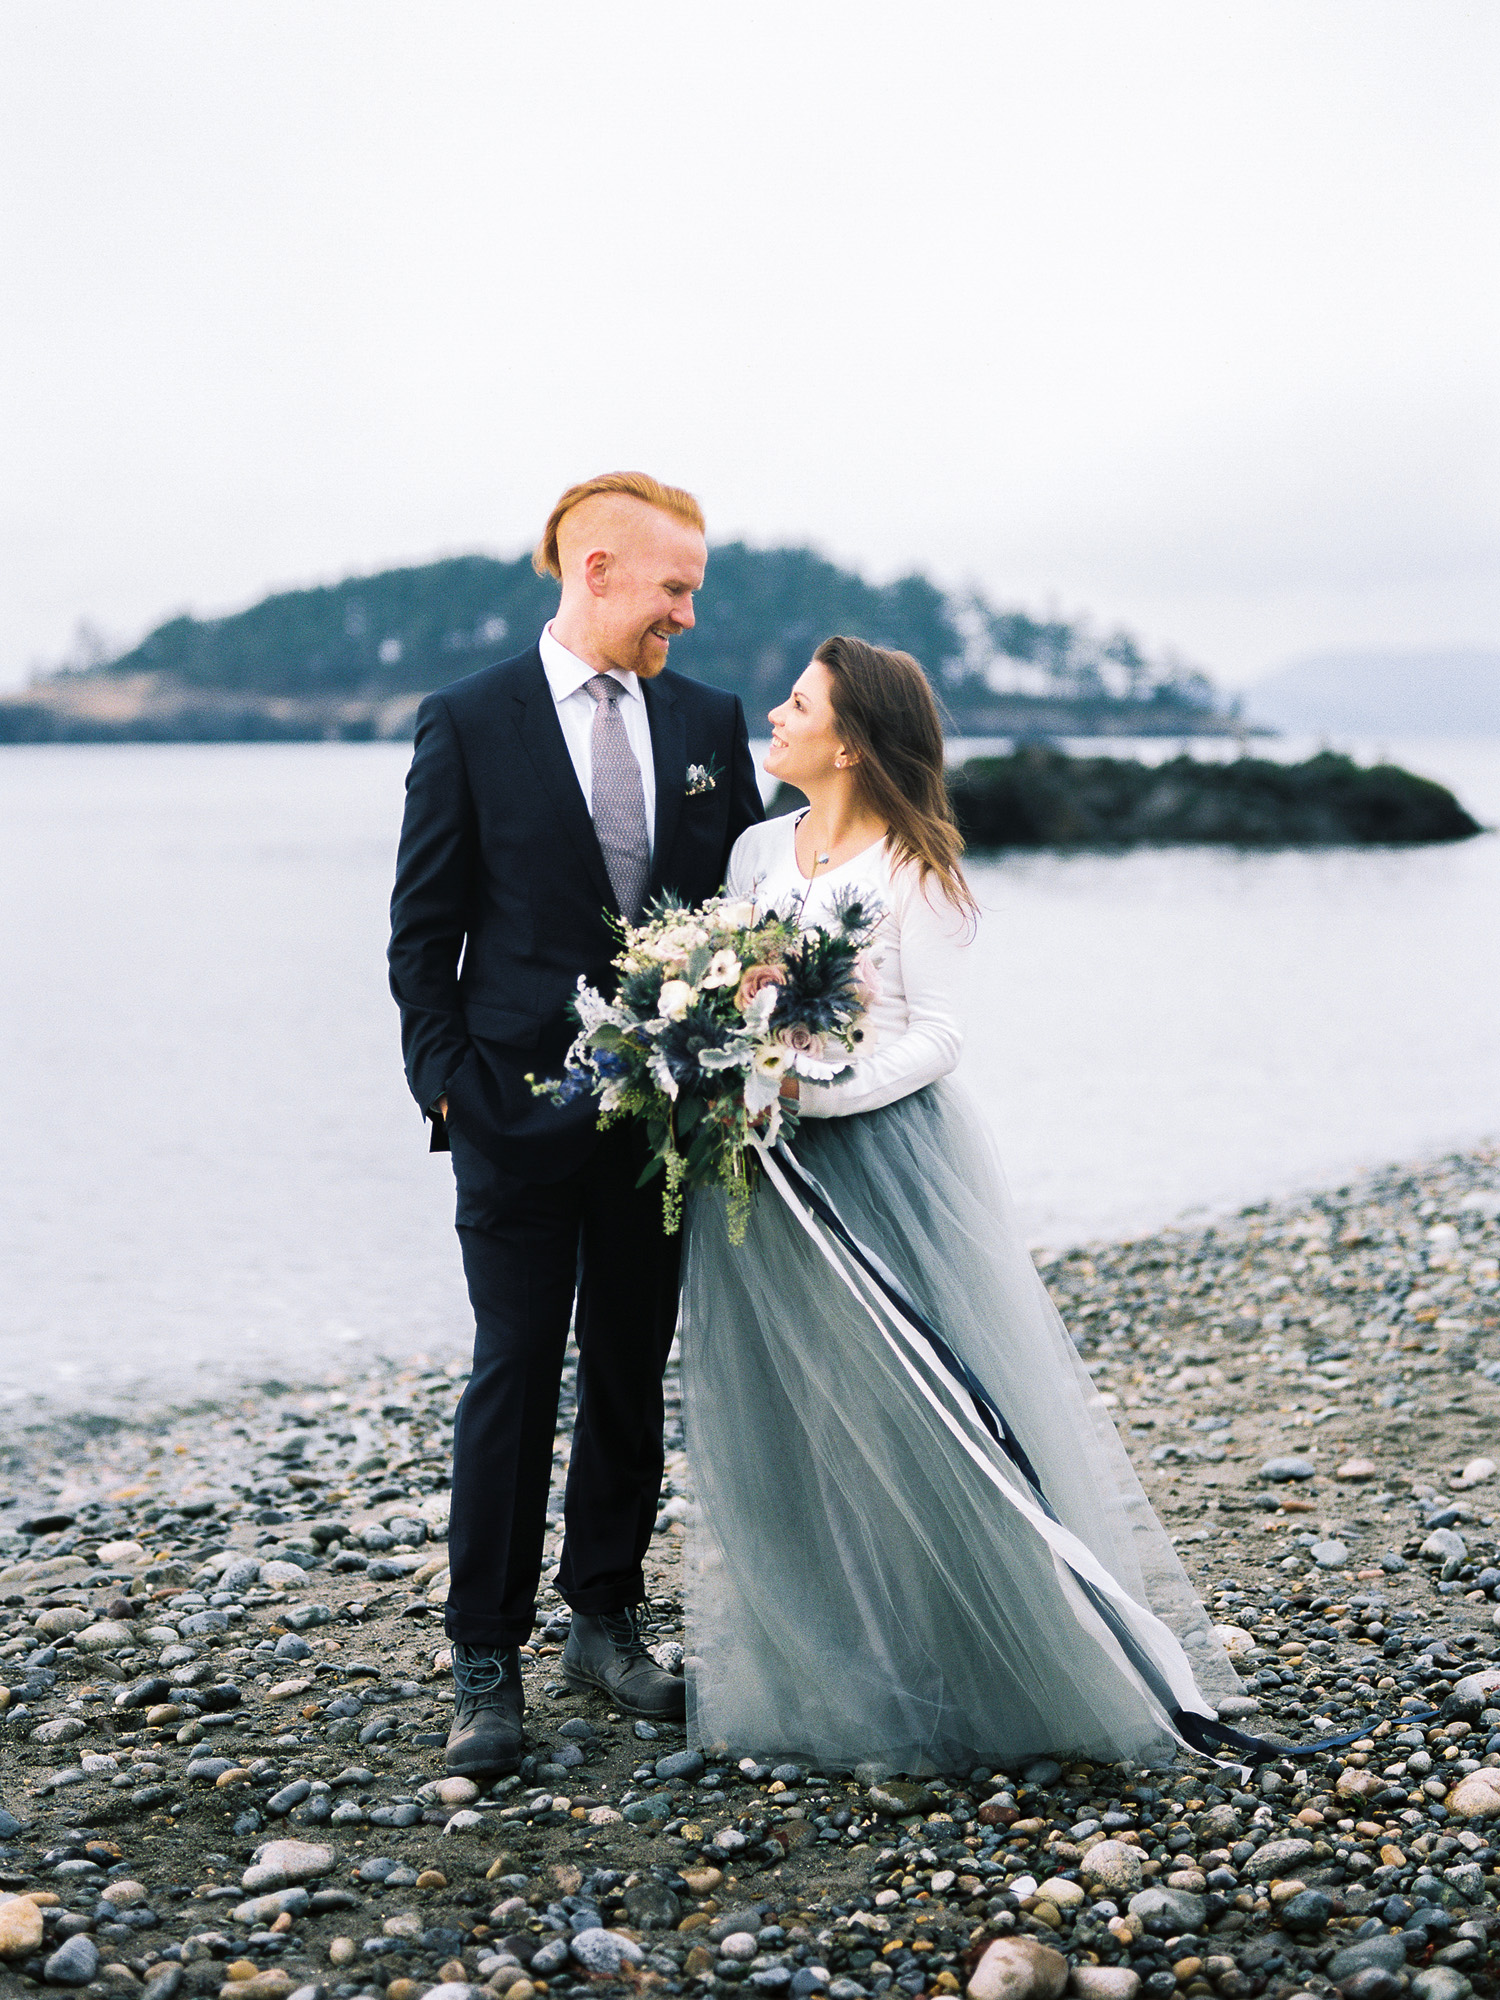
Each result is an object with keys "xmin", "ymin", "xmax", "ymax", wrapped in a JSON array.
[{"xmin": 3, "ymin": 0, "xmax": 1496, "ymax": 692}]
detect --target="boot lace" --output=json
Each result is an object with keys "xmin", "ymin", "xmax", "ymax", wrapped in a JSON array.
[
  {"xmin": 452, "ymin": 1643, "xmax": 513, "ymax": 1703},
  {"xmin": 598, "ymin": 1605, "xmax": 653, "ymax": 1665}
]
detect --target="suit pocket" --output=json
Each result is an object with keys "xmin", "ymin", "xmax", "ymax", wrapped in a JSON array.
[{"xmin": 462, "ymin": 1002, "xmax": 543, "ymax": 1047}]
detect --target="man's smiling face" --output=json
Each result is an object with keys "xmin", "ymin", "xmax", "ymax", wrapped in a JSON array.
[{"xmin": 595, "ymin": 505, "xmax": 706, "ymax": 679}]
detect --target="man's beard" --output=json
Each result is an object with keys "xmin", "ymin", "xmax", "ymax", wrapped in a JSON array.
[{"xmin": 625, "ymin": 630, "xmax": 670, "ymax": 679}]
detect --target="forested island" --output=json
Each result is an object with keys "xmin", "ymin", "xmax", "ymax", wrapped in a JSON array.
[
  {"xmin": 0, "ymin": 544, "xmax": 1239, "ymax": 743},
  {"xmin": 772, "ymin": 749, "xmax": 1483, "ymax": 847}
]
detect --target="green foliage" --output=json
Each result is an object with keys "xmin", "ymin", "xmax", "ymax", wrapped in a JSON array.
[
  {"xmin": 71, "ymin": 542, "xmax": 1226, "ymax": 727},
  {"xmin": 686, "ymin": 543, "xmax": 962, "ymax": 701},
  {"xmin": 105, "ymin": 554, "xmax": 559, "ymax": 698}
]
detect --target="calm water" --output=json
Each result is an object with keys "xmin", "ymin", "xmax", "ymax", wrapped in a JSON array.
[{"xmin": 3, "ymin": 738, "xmax": 1497, "ymax": 1417}]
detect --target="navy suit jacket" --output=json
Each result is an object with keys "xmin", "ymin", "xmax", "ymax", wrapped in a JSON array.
[{"xmin": 388, "ymin": 643, "xmax": 764, "ymax": 1184}]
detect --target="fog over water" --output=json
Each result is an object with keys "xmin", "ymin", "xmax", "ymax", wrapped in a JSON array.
[{"xmin": 3, "ymin": 738, "xmax": 1496, "ymax": 1419}]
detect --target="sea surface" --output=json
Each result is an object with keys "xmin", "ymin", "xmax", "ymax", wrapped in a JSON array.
[{"xmin": 2, "ymin": 735, "xmax": 1497, "ymax": 1418}]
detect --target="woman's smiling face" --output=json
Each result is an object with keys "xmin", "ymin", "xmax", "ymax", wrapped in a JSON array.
[{"xmin": 764, "ymin": 660, "xmax": 845, "ymax": 787}]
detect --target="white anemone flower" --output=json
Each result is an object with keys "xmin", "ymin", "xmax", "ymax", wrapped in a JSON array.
[{"xmin": 700, "ymin": 949, "xmax": 742, "ymax": 990}]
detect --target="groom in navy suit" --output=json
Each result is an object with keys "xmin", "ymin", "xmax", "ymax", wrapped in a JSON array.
[{"xmin": 389, "ymin": 472, "xmax": 762, "ymax": 1774}]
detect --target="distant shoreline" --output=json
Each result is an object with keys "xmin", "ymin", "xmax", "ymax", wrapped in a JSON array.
[
  {"xmin": 0, "ymin": 688, "xmax": 1252, "ymax": 747},
  {"xmin": 4, "ymin": 1140, "xmax": 1495, "ymax": 1467}
]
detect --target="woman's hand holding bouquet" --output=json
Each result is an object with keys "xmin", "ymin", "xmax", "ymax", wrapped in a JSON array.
[{"xmin": 532, "ymin": 888, "xmax": 882, "ymax": 1240}]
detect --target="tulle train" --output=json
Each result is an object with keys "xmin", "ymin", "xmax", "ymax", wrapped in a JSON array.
[{"xmin": 678, "ymin": 1081, "xmax": 1237, "ymax": 1775}]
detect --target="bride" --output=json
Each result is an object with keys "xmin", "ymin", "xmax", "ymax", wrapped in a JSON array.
[{"xmin": 678, "ymin": 634, "xmax": 1240, "ymax": 1775}]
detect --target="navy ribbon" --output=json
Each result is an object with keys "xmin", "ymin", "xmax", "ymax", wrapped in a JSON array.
[{"xmin": 769, "ymin": 1141, "xmax": 1434, "ymax": 1765}]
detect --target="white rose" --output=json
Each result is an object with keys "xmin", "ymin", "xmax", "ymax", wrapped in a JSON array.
[{"xmin": 657, "ymin": 980, "xmax": 695, "ymax": 1020}]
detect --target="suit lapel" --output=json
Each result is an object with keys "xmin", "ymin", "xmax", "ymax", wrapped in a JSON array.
[
  {"xmin": 644, "ymin": 675, "xmax": 685, "ymax": 893},
  {"xmin": 510, "ymin": 651, "xmax": 617, "ymax": 913}
]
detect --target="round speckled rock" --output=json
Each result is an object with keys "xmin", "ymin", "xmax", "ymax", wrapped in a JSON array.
[
  {"xmin": 1127, "ymin": 1887, "xmax": 1207, "ymax": 1931},
  {"xmin": 1243, "ymin": 1837, "xmax": 1315, "ymax": 1881},
  {"xmin": 1036, "ymin": 1878, "xmax": 1085, "ymax": 1911},
  {"xmin": 32, "ymin": 1607, "xmax": 90, "ymax": 1638},
  {"xmin": 419, "ymin": 1777, "xmax": 479, "ymax": 1807},
  {"xmin": 73, "ymin": 1619, "xmax": 134, "ymax": 1651},
  {"xmin": 569, "ymin": 1930, "xmax": 644, "ymax": 1976},
  {"xmin": 1445, "ymin": 1770, "xmax": 1500, "ymax": 1819},
  {"xmin": 257, "ymin": 1560, "xmax": 310, "ymax": 1589},
  {"xmin": 241, "ymin": 1841, "xmax": 337, "ymax": 1891},
  {"xmin": 1068, "ymin": 1974, "xmax": 1140, "ymax": 2000},
  {"xmin": 967, "ymin": 1936, "xmax": 1068, "ymax": 2000},
  {"xmin": 1079, "ymin": 1841, "xmax": 1143, "ymax": 1895}
]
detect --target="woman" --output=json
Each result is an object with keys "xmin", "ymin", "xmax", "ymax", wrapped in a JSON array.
[{"xmin": 678, "ymin": 634, "xmax": 1239, "ymax": 1775}]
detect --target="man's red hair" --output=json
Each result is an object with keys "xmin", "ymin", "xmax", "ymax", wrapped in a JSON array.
[{"xmin": 533, "ymin": 471, "xmax": 706, "ymax": 581}]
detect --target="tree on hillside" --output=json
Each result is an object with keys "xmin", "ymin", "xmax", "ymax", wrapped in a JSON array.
[{"xmin": 81, "ymin": 544, "xmax": 1224, "ymax": 724}]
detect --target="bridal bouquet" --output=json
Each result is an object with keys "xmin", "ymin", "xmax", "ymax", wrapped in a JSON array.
[{"xmin": 533, "ymin": 889, "xmax": 882, "ymax": 1240}]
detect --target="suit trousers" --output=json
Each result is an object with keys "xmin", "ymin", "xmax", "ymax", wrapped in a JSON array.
[{"xmin": 444, "ymin": 1118, "xmax": 682, "ymax": 1647}]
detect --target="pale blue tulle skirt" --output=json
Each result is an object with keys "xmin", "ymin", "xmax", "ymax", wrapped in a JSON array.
[{"xmin": 678, "ymin": 1080, "xmax": 1236, "ymax": 1776}]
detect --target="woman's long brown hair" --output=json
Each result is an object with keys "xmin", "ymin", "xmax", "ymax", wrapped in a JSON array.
[{"xmin": 813, "ymin": 634, "xmax": 978, "ymax": 922}]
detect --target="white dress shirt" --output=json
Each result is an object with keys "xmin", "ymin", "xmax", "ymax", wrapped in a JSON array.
[{"xmin": 538, "ymin": 623, "xmax": 656, "ymax": 856}]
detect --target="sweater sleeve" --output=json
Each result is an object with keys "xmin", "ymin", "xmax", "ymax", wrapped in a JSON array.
[{"xmin": 796, "ymin": 867, "xmax": 969, "ymax": 1118}]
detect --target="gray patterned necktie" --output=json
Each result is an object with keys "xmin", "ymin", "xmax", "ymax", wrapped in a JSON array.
[{"xmin": 584, "ymin": 673, "xmax": 651, "ymax": 920}]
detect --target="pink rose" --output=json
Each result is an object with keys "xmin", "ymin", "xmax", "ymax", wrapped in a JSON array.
[
  {"xmin": 850, "ymin": 948, "xmax": 882, "ymax": 1009},
  {"xmin": 734, "ymin": 964, "xmax": 786, "ymax": 1012},
  {"xmin": 776, "ymin": 1023, "xmax": 825, "ymax": 1056}
]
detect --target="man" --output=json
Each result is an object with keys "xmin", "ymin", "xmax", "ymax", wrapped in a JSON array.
[{"xmin": 388, "ymin": 472, "xmax": 763, "ymax": 1776}]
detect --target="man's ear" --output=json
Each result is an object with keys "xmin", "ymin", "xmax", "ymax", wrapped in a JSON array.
[{"xmin": 583, "ymin": 548, "xmax": 612, "ymax": 597}]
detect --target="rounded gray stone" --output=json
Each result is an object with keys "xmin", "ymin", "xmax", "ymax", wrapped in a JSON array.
[
  {"xmin": 1329, "ymin": 1934, "xmax": 1411, "ymax": 1981},
  {"xmin": 1260, "ymin": 1456, "xmax": 1316, "ymax": 1482},
  {"xmin": 622, "ymin": 1881, "xmax": 681, "ymax": 1930},
  {"xmin": 569, "ymin": 1929, "xmax": 645, "ymax": 1975},
  {"xmin": 1280, "ymin": 1889, "xmax": 1332, "ymax": 1933},
  {"xmin": 1244, "ymin": 1837, "xmax": 1316, "ymax": 1882},
  {"xmin": 1127, "ymin": 1886, "xmax": 1206, "ymax": 1931},
  {"xmin": 43, "ymin": 1935, "xmax": 100, "ymax": 1986},
  {"xmin": 1021, "ymin": 1757, "xmax": 1063, "ymax": 1788},
  {"xmin": 1422, "ymin": 1529, "xmax": 1467, "ymax": 1565},
  {"xmin": 653, "ymin": 1748, "xmax": 705, "ymax": 1782},
  {"xmin": 1410, "ymin": 1970, "xmax": 1474, "ymax": 2000},
  {"xmin": 231, "ymin": 1886, "xmax": 311, "ymax": 1925}
]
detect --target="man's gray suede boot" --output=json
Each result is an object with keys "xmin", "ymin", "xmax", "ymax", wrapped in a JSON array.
[
  {"xmin": 560, "ymin": 1607, "xmax": 686, "ymax": 1719},
  {"xmin": 446, "ymin": 1642, "xmax": 525, "ymax": 1776}
]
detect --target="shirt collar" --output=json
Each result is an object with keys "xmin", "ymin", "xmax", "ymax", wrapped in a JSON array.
[{"xmin": 539, "ymin": 623, "xmax": 645, "ymax": 704}]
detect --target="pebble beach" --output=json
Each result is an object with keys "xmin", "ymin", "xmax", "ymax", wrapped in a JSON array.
[{"xmin": 1, "ymin": 1143, "xmax": 1497, "ymax": 2000}]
